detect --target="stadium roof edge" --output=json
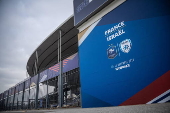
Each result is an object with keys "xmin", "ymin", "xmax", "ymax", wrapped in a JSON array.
[{"xmin": 26, "ymin": 14, "xmax": 79, "ymax": 77}]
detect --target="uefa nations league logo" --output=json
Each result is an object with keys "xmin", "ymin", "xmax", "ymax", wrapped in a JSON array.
[{"xmin": 107, "ymin": 45, "xmax": 118, "ymax": 59}]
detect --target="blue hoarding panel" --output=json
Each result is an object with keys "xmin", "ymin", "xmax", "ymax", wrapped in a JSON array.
[
  {"xmin": 25, "ymin": 78, "xmax": 30, "ymax": 89},
  {"xmin": 45, "ymin": 53, "xmax": 79, "ymax": 80},
  {"xmin": 15, "ymin": 85, "xmax": 19, "ymax": 94},
  {"xmin": 48, "ymin": 63, "xmax": 60, "ymax": 79},
  {"xmin": 30, "ymin": 75, "xmax": 38, "ymax": 87},
  {"xmin": 63, "ymin": 53, "xmax": 79, "ymax": 73},
  {"xmin": 74, "ymin": 0, "xmax": 108, "ymax": 26},
  {"xmin": 8, "ymin": 88, "xmax": 11, "ymax": 96},
  {"xmin": 4, "ymin": 90, "xmax": 8, "ymax": 98},
  {"xmin": 79, "ymin": 0, "xmax": 170, "ymax": 108},
  {"xmin": 11, "ymin": 87, "xmax": 15, "ymax": 95},
  {"xmin": 18, "ymin": 82, "xmax": 24, "ymax": 92},
  {"xmin": 39, "ymin": 70, "xmax": 48, "ymax": 83}
]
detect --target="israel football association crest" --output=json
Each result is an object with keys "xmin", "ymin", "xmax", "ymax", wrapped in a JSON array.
[
  {"xmin": 107, "ymin": 45, "xmax": 118, "ymax": 59},
  {"xmin": 119, "ymin": 39, "xmax": 132, "ymax": 53}
]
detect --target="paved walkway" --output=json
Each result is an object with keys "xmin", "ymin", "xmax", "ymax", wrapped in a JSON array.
[{"xmin": 2, "ymin": 103, "xmax": 170, "ymax": 113}]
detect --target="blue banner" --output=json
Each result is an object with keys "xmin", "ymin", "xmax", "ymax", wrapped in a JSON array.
[
  {"xmin": 39, "ymin": 70, "xmax": 48, "ymax": 83},
  {"xmin": 11, "ymin": 87, "xmax": 15, "ymax": 95},
  {"xmin": 4, "ymin": 90, "xmax": 8, "ymax": 98},
  {"xmin": 15, "ymin": 85, "xmax": 19, "ymax": 94},
  {"xmin": 48, "ymin": 63, "xmax": 60, "ymax": 79},
  {"xmin": 79, "ymin": 0, "xmax": 170, "ymax": 108},
  {"xmin": 63, "ymin": 53, "xmax": 79, "ymax": 73},
  {"xmin": 8, "ymin": 88, "xmax": 11, "ymax": 96},
  {"xmin": 25, "ymin": 78, "xmax": 30, "ymax": 89},
  {"xmin": 30, "ymin": 75, "xmax": 38, "ymax": 87},
  {"xmin": 74, "ymin": 0, "xmax": 108, "ymax": 25},
  {"xmin": 41, "ymin": 53, "xmax": 79, "ymax": 81},
  {"xmin": 18, "ymin": 82, "xmax": 24, "ymax": 92}
]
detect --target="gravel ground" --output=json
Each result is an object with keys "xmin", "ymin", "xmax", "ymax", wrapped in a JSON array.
[{"xmin": 2, "ymin": 103, "xmax": 170, "ymax": 113}]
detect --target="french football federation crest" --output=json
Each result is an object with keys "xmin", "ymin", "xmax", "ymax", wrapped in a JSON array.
[
  {"xmin": 107, "ymin": 45, "xmax": 118, "ymax": 59},
  {"xmin": 119, "ymin": 39, "xmax": 132, "ymax": 53}
]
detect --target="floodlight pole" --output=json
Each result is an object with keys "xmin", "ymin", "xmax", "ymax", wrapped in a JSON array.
[{"xmin": 58, "ymin": 30, "xmax": 63, "ymax": 108}]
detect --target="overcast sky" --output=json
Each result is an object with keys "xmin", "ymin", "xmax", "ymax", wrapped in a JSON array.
[{"xmin": 0, "ymin": 0, "xmax": 73, "ymax": 93}]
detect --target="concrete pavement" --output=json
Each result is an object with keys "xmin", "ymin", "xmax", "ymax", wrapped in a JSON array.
[{"xmin": 1, "ymin": 103, "xmax": 170, "ymax": 113}]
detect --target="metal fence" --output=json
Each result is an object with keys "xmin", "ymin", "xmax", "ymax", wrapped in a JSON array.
[
  {"xmin": 0, "ymin": 53, "xmax": 80, "ymax": 111},
  {"xmin": 0, "ymin": 68, "xmax": 80, "ymax": 111}
]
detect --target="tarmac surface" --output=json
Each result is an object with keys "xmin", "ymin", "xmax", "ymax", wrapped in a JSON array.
[{"xmin": 1, "ymin": 103, "xmax": 170, "ymax": 113}]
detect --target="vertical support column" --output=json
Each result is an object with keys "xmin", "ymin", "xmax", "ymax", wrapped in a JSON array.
[
  {"xmin": 6, "ymin": 90, "xmax": 9, "ymax": 110},
  {"xmin": 28, "ymin": 78, "xmax": 31, "ymax": 109},
  {"xmin": 35, "ymin": 51, "xmax": 40, "ymax": 109},
  {"xmin": 58, "ymin": 61, "xmax": 63, "ymax": 107},
  {"xmin": 2, "ymin": 93, "xmax": 4, "ymax": 110},
  {"xmin": 64, "ymin": 73, "xmax": 67, "ymax": 106},
  {"xmin": 17, "ymin": 93, "xmax": 18, "ymax": 110},
  {"xmin": 12, "ymin": 87, "xmax": 16, "ymax": 110},
  {"xmin": 46, "ymin": 80, "xmax": 48, "ymax": 108},
  {"xmin": 58, "ymin": 30, "xmax": 63, "ymax": 108},
  {"xmin": 21, "ymin": 82, "xmax": 25, "ymax": 109},
  {"xmin": 35, "ymin": 74, "xmax": 40, "ymax": 109}
]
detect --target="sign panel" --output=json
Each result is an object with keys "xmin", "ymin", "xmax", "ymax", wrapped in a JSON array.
[
  {"xmin": 74, "ymin": 0, "xmax": 108, "ymax": 26},
  {"xmin": 8, "ymin": 88, "xmax": 11, "ymax": 96},
  {"xmin": 63, "ymin": 53, "xmax": 79, "ymax": 73},
  {"xmin": 15, "ymin": 85, "xmax": 19, "ymax": 94},
  {"xmin": 30, "ymin": 75, "xmax": 38, "ymax": 87},
  {"xmin": 25, "ymin": 78, "xmax": 30, "ymax": 89},
  {"xmin": 4, "ymin": 90, "xmax": 8, "ymax": 98},
  {"xmin": 39, "ymin": 70, "xmax": 48, "ymax": 83},
  {"xmin": 79, "ymin": 0, "xmax": 170, "ymax": 108},
  {"xmin": 47, "ymin": 53, "xmax": 79, "ymax": 79},
  {"xmin": 18, "ymin": 82, "xmax": 24, "ymax": 92},
  {"xmin": 48, "ymin": 63, "xmax": 60, "ymax": 79},
  {"xmin": 11, "ymin": 87, "xmax": 15, "ymax": 95}
]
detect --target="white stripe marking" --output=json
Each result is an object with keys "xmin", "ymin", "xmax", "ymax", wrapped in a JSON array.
[
  {"xmin": 146, "ymin": 89, "xmax": 170, "ymax": 104},
  {"xmin": 158, "ymin": 95, "xmax": 170, "ymax": 103},
  {"xmin": 78, "ymin": 19, "xmax": 101, "ymax": 46}
]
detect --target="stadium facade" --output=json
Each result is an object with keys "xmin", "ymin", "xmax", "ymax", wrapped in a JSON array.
[{"xmin": 0, "ymin": 0, "xmax": 170, "ymax": 111}]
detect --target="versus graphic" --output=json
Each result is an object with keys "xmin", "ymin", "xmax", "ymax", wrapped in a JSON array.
[{"xmin": 107, "ymin": 39, "xmax": 132, "ymax": 59}]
